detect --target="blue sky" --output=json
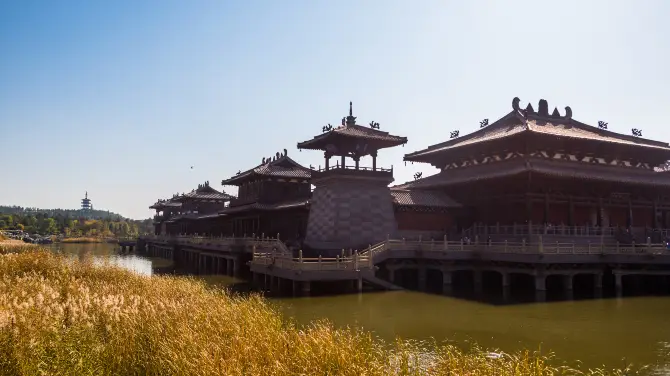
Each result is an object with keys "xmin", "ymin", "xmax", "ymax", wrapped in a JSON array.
[{"xmin": 1, "ymin": 0, "xmax": 669, "ymax": 219}]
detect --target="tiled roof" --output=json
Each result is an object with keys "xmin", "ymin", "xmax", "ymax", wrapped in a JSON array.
[
  {"xmin": 391, "ymin": 189, "xmax": 461, "ymax": 208},
  {"xmin": 405, "ymin": 98, "xmax": 670, "ymax": 162},
  {"xmin": 221, "ymin": 155, "xmax": 311, "ymax": 185},
  {"xmin": 149, "ymin": 199, "xmax": 182, "ymax": 210},
  {"xmin": 173, "ymin": 184, "xmax": 235, "ymax": 202},
  {"xmin": 409, "ymin": 157, "xmax": 670, "ymax": 188},
  {"xmin": 297, "ymin": 124, "xmax": 408, "ymax": 151},
  {"xmin": 219, "ymin": 198, "xmax": 309, "ymax": 214}
]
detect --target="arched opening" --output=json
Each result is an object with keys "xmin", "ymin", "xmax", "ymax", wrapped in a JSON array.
[
  {"xmin": 573, "ymin": 273, "xmax": 596, "ymax": 298},
  {"xmin": 482, "ymin": 270, "xmax": 503, "ymax": 291},
  {"xmin": 545, "ymin": 274, "xmax": 565, "ymax": 293},
  {"xmin": 509, "ymin": 272, "xmax": 534, "ymax": 290},
  {"xmin": 395, "ymin": 268, "xmax": 418, "ymax": 289},
  {"xmin": 426, "ymin": 268, "xmax": 444, "ymax": 293},
  {"xmin": 452, "ymin": 269, "xmax": 474, "ymax": 290}
]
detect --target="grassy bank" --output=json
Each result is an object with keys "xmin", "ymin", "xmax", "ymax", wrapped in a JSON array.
[{"xmin": 0, "ymin": 248, "xmax": 642, "ymax": 375}]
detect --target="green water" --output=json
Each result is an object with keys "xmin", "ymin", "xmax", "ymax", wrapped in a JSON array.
[{"xmin": 55, "ymin": 243, "xmax": 670, "ymax": 372}]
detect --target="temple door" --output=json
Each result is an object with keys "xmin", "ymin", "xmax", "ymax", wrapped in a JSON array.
[
  {"xmin": 601, "ymin": 207, "xmax": 610, "ymax": 228},
  {"xmin": 589, "ymin": 208, "xmax": 598, "ymax": 227}
]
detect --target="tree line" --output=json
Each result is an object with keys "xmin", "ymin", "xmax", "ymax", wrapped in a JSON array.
[{"xmin": 0, "ymin": 206, "xmax": 153, "ymax": 238}]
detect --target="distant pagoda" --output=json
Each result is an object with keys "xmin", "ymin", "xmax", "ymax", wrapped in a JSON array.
[{"xmin": 81, "ymin": 191, "xmax": 92, "ymax": 211}]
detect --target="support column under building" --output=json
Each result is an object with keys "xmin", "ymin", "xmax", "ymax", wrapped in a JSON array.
[
  {"xmin": 418, "ymin": 266, "xmax": 427, "ymax": 291},
  {"xmin": 442, "ymin": 270, "xmax": 452, "ymax": 294},
  {"xmin": 474, "ymin": 270, "xmax": 483, "ymax": 294},
  {"xmin": 302, "ymin": 281, "xmax": 311, "ymax": 296}
]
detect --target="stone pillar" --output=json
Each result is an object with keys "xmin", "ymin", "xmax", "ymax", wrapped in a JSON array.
[
  {"xmin": 568, "ymin": 196, "xmax": 574, "ymax": 227},
  {"xmin": 474, "ymin": 270, "xmax": 483, "ymax": 293},
  {"xmin": 371, "ymin": 151, "xmax": 377, "ymax": 171},
  {"xmin": 226, "ymin": 259, "xmax": 233, "ymax": 276},
  {"xmin": 324, "ymin": 152, "xmax": 330, "ymax": 170},
  {"xmin": 340, "ymin": 155, "xmax": 345, "ymax": 168},
  {"xmin": 418, "ymin": 266, "xmax": 427, "ymax": 291},
  {"xmin": 501, "ymin": 272, "xmax": 510, "ymax": 287},
  {"xmin": 614, "ymin": 273, "xmax": 623, "ymax": 293},
  {"xmin": 354, "ymin": 156, "xmax": 360, "ymax": 170},
  {"xmin": 302, "ymin": 281, "xmax": 311, "ymax": 296},
  {"xmin": 594, "ymin": 272, "xmax": 603, "ymax": 290},
  {"xmin": 564, "ymin": 274, "xmax": 573, "ymax": 290},
  {"xmin": 357, "ymin": 277, "xmax": 363, "ymax": 292},
  {"xmin": 534, "ymin": 275, "xmax": 546, "ymax": 291},
  {"xmin": 292, "ymin": 280, "xmax": 299, "ymax": 296},
  {"xmin": 442, "ymin": 270, "xmax": 452, "ymax": 294}
]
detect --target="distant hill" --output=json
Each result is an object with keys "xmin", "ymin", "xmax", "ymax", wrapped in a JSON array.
[
  {"xmin": 0, "ymin": 205, "xmax": 126, "ymax": 220},
  {"xmin": 0, "ymin": 205, "xmax": 154, "ymax": 236}
]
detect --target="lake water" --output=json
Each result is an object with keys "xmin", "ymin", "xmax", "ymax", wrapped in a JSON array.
[{"xmin": 53, "ymin": 243, "xmax": 670, "ymax": 372}]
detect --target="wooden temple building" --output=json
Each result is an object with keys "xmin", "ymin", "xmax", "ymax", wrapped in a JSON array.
[
  {"xmin": 149, "ymin": 98, "xmax": 670, "ymax": 252},
  {"xmin": 404, "ymin": 97, "xmax": 670, "ymax": 243},
  {"xmin": 149, "ymin": 102, "xmax": 461, "ymax": 252}
]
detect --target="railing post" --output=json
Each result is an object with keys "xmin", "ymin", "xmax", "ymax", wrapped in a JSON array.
[
  {"xmin": 318, "ymin": 255, "xmax": 322, "ymax": 270},
  {"xmin": 277, "ymin": 233, "xmax": 280, "ymax": 241},
  {"xmin": 475, "ymin": 235, "xmax": 479, "ymax": 245},
  {"xmin": 632, "ymin": 241, "xmax": 636, "ymax": 253},
  {"xmin": 443, "ymin": 235, "xmax": 447, "ymax": 250},
  {"xmin": 647, "ymin": 237, "xmax": 651, "ymax": 253},
  {"xmin": 460, "ymin": 239, "xmax": 464, "ymax": 251},
  {"xmin": 504, "ymin": 240, "xmax": 508, "ymax": 252},
  {"xmin": 538, "ymin": 235, "xmax": 543, "ymax": 254},
  {"xmin": 522, "ymin": 238, "xmax": 525, "ymax": 253},
  {"xmin": 616, "ymin": 241, "xmax": 620, "ymax": 253},
  {"xmin": 354, "ymin": 250, "xmax": 359, "ymax": 271},
  {"xmin": 368, "ymin": 245, "xmax": 373, "ymax": 268},
  {"xmin": 299, "ymin": 249, "xmax": 303, "ymax": 263},
  {"xmin": 418, "ymin": 235, "xmax": 422, "ymax": 243}
]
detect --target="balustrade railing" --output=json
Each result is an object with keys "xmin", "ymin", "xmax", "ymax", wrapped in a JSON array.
[
  {"xmin": 250, "ymin": 250, "xmax": 373, "ymax": 272},
  {"xmin": 141, "ymin": 233, "xmax": 292, "ymax": 254},
  {"xmin": 143, "ymin": 233, "xmax": 670, "ymax": 272}
]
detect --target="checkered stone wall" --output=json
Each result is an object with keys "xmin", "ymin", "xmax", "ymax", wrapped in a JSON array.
[{"xmin": 305, "ymin": 178, "xmax": 398, "ymax": 250}]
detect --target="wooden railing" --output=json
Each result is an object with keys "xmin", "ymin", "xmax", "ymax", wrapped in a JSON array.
[
  {"xmin": 250, "ymin": 250, "xmax": 374, "ymax": 271},
  {"xmin": 466, "ymin": 224, "xmax": 670, "ymax": 239},
  {"xmin": 141, "ymin": 234, "xmax": 292, "ymax": 255},
  {"xmin": 357, "ymin": 237, "xmax": 670, "ymax": 258},
  {"xmin": 313, "ymin": 165, "xmax": 393, "ymax": 173}
]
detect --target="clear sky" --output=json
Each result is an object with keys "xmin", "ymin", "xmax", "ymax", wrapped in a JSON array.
[{"xmin": 1, "ymin": 0, "xmax": 669, "ymax": 219}]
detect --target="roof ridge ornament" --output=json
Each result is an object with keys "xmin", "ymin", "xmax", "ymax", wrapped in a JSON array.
[
  {"xmin": 512, "ymin": 97, "xmax": 572, "ymax": 122},
  {"xmin": 345, "ymin": 101, "xmax": 356, "ymax": 127}
]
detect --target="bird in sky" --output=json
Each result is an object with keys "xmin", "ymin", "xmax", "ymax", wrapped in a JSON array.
[{"xmin": 190, "ymin": 166, "xmax": 194, "ymax": 169}]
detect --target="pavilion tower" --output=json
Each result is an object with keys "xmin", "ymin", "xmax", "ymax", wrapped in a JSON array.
[
  {"xmin": 297, "ymin": 102, "xmax": 408, "ymax": 251},
  {"xmin": 81, "ymin": 191, "xmax": 92, "ymax": 211}
]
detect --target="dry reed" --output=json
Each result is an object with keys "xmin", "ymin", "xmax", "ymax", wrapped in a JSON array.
[{"xmin": 0, "ymin": 248, "xmax": 645, "ymax": 375}]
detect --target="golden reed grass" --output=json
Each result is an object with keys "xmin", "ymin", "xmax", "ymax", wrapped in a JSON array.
[{"xmin": 0, "ymin": 246, "xmax": 644, "ymax": 375}]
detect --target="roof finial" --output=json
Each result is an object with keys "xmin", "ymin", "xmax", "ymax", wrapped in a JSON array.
[
  {"xmin": 85, "ymin": 191, "xmax": 88, "ymax": 199},
  {"xmin": 345, "ymin": 101, "xmax": 356, "ymax": 126}
]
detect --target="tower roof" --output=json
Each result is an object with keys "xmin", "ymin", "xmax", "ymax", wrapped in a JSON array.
[
  {"xmin": 221, "ymin": 151, "xmax": 311, "ymax": 186},
  {"xmin": 297, "ymin": 102, "xmax": 407, "ymax": 154},
  {"xmin": 173, "ymin": 181, "xmax": 235, "ymax": 202}
]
